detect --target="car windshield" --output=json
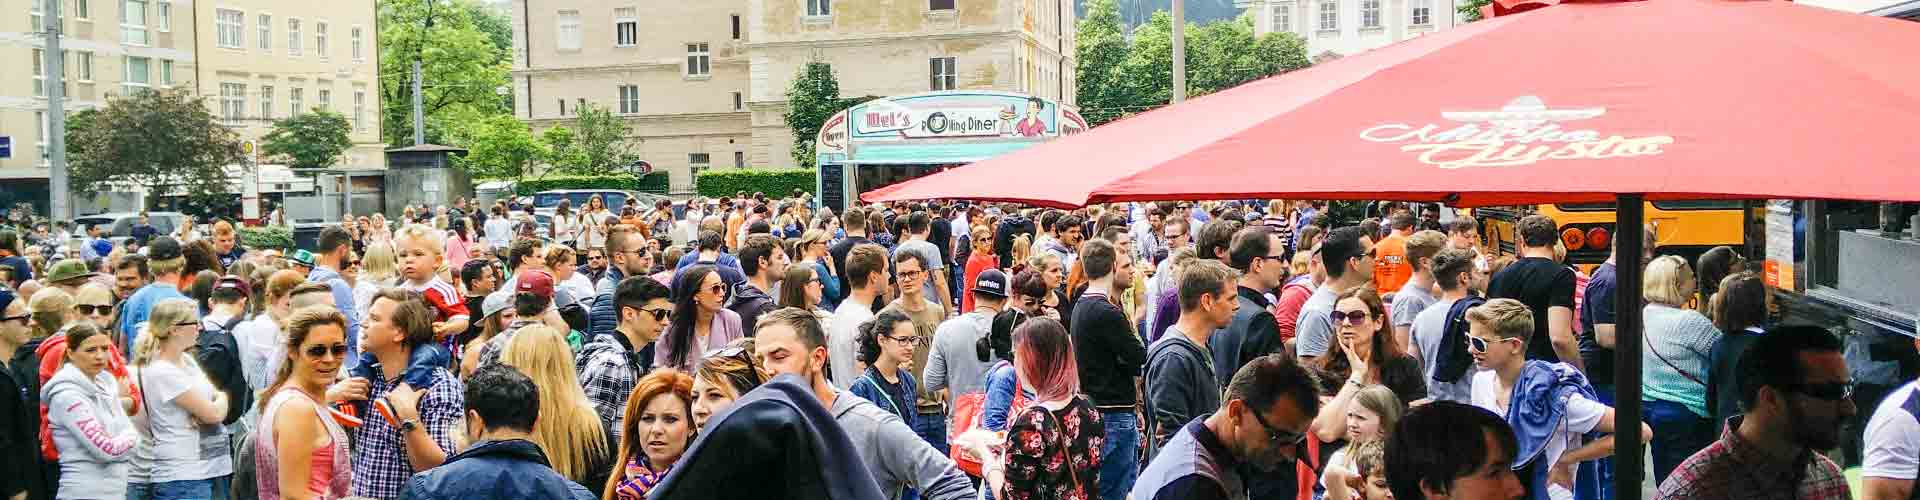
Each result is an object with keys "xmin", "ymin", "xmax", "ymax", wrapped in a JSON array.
[{"xmin": 535, "ymin": 192, "xmax": 626, "ymax": 210}]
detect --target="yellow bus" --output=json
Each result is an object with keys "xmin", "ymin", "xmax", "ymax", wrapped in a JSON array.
[{"xmin": 1476, "ymin": 201, "xmax": 1754, "ymax": 271}]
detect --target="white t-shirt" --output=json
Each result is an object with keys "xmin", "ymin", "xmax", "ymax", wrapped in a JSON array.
[
  {"xmin": 1864, "ymin": 379, "xmax": 1920, "ymax": 481},
  {"xmin": 1318, "ymin": 446, "xmax": 1357, "ymax": 495},
  {"xmin": 1411, "ymin": 298, "xmax": 1474, "ymax": 403},
  {"xmin": 234, "ymin": 314, "xmax": 286, "ymax": 391},
  {"xmin": 1470, "ymin": 370, "xmax": 1606, "ymax": 500},
  {"xmin": 829, "ymin": 299, "xmax": 876, "ymax": 390},
  {"xmin": 136, "ymin": 358, "xmax": 234, "ymax": 482},
  {"xmin": 559, "ymin": 272, "xmax": 598, "ymax": 307},
  {"xmin": 484, "ymin": 217, "xmax": 515, "ymax": 248}
]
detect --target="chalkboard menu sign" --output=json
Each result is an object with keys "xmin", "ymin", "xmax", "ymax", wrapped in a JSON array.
[{"xmin": 819, "ymin": 163, "xmax": 846, "ymax": 212}]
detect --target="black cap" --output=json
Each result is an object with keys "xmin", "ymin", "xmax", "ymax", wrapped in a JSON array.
[
  {"xmin": 970, "ymin": 269, "xmax": 1009, "ymax": 298},
  {"xmin": 148, "ymin": 236, "xmax": 184, "ymax": 261}
]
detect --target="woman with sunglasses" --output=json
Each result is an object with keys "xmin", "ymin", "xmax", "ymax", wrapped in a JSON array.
[
  {"xmin": 75, "ymin": 283, "xmax": 116, "ymax": 330},
  {"xmin": 44, "ymin": 323, "xmax": 140, "ymax": 500},
  {"xmin": 797, "ymin": 230, "xmax": 842, "ymax": 311},
  {"xmin": 1310, "ymin": 287, "xmax": 1425, "ymax": 449},
  {"xmin": 657, "ymin": 266, "xmax": 744, "ymax": 373},
  {"xmin": 849, "ymin": 310, "xmax": 920, "ymax": 426},
  {"xmin": 779, "ymin": 265, "xmax": 832, "ymax": 323},
  {"xmin": 956, "ymin": 317, "xmax": 1103, "ymax": 500},
  {"xmin": 128, "ymin": 298, "xmax": 233, "ymax": 500},
  {"xmin": 691, "ymin": 338, "xmax": 763, "ymax": 429},
  {"xmin": 254, "ymin": 308, "xmax": 353, "ymax": 500},
  {"xmin": 605, "ymin": 369, "xmax": 696, "ymax": 500}
]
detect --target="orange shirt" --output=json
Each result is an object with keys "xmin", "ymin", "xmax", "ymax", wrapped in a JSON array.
[
  {"xmin": 726, "ymin": 212, "xmax": 745, "ymax": 249},
  {"xmin": 1374, "ymin": 232, "xmax": 1412, "ymax": 297}
]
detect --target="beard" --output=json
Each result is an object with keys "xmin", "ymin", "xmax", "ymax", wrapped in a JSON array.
[{"xmin": 1786, "ymin": 399, "xmax": 1842, "ymax": 451}]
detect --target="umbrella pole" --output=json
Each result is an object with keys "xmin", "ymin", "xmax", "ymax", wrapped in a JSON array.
[{"xmin": 1614, "ymin": 194, "xmax": 1646, "ymax": 500}]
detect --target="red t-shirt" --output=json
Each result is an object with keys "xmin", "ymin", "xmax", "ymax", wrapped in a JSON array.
[
  {"xmin": 405, "ymin": 278, "xmax": 471, "ymax": 325},
  {"xmin": 962, "ymin": 253, "xmax": 998, "ymax": 312}
]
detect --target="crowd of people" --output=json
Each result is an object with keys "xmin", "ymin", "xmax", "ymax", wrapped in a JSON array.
[{"xmin": 0, "ymin": 193, "xmax": 1904, "ymax": 500}]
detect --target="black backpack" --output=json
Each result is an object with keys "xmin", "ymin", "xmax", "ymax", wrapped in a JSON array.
[
  {"xmin": 194, "ymin": 314, "xmax": 253, "ymax": 426},
  {"xmin": 1433, "ymin": 296, "xmax": 1487, "ymax": 384}
]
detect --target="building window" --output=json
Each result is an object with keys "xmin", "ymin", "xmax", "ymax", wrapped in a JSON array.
[
  {"xmin": 259, "ymin": 14, "xmax": 271, "ymax": 50},
  {"xmin": 1361, "ymin": 0, "xmax": 1381, "ymax": 28},
  {"xmin": 557, "ymin": 10, "xmax": 582, "ymax": 50},
  {"xmin": 731, "ymin": 14, "xmax": 741, "ymax": 39},
  {"xmin": 76, "ymin": 0, "xmax": 90, "ymax": 20},
  {"xmin": 930, "ymin": 0, "xmax": 955, "ymax": 10},
  {"xmin": 1411, "ymin": 0, "xmax": 1431, "ymax": 25},
  {"xmin": 160, "ymin": 58, "xmax": 173, "ymax": 86},
  {"xmin": 351, "ymin": 26, "xmax": 364, "ymax": 60},
  {"xmin": 577, "ymin": 98, "xmax": 585, "ymax": 111},
  {"xmin": 122, "ymin": 56, "xmax": 149, "ymax": 91},
  {"xmin": 316, "ymin": 21, "xmax": 329, "ymax": 58},
  {"xmin": 31, "ymin": 49, "xmax": 43, "ymax": 97},
  {"xmin": 289, "ymin": 18, "xmax": 303, "ymax": 55},
  {"xmin": 290, "ymin": 88, "xmax": 304, "ymax": 116},
  {"xmin": 618, "ymin": 85, "xmax": 639, "ymax": 114},
  {"xmin": 929, "ymin": 57, "xmax": 955, "ymax": 91},
  {"xmin": 614, "ymin": 8, "xmax": 637, "ymax": 47},
  {"xmin": 77, "ymin": 51, "xmax": 94, "ymax": 82},
  {"xmin": 156, "ymin": 1, "xmax": 168, "ymax": 32},
  {"xmin": 121, "ymin": 0, "xmax": 148, "ymax": 45},
  {"xmin": 1318, "ymin": 1, "xmax": 1337, "ymax": 31},
  {"xmin": 261, "ymin": 85, "xmax": 274, "ymax": 121},
  {"xmin": 807, "ymin": 0, "xmax": 830, "ymax": 17},
  {"xmin": 686, "ymin": 43, "xmax": 710, "ymax": 77},
  {"xmin": 318, "ymin": 89, "xmax": 332, "ymax": 111},
  {"xmin": 220, "ymin": 82, "xmax": 246, "ymax": 126},
  {"xmin": 1272, "ymin": 4, "xmax": 1291, "ymax": 33},
  {"xmin": 215, "ymin": 9, "xmax": 243, "ymax": 48},
  {"xmin": 30, "ymin": 2, "xmax": 43, "ymax": 32},
  {"xmin": 690, "ymin": 153, "xmax": 710, "ymax": 165},
  {"xmin": 734, "ymin": 151, "xmax": 745, "ymax": 168},
  {"xmin": 557, "ymin": 99, "xmax": 566, "ymax": 116},
  {"xmin": 732, "ymin": 91, "xmax": 742, "ymax": 110},
  {"xmin": 353, "ymin": 90, "xmax": 366, "ymax": 132},
  {"xmin": 37, "ymin": 111, "xmax": 49, "ymax": 162}
]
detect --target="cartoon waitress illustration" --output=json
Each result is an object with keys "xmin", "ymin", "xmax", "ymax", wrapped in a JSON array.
[{"xmin": 1015, "ymin": 97, "xmax": 1048, "ymax": 137}]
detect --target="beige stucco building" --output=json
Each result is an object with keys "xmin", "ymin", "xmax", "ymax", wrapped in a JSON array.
[
  {"xmin": 1240, "ymin": 0, "xmax": 1461, "ymax": 59},
  {"xmin": 510, "ymin": 0, "xmax": 1075, "ymax": 193},
  {"xmin": 190, "ymin": 0, "xmax": 384, "ymax": 170}
]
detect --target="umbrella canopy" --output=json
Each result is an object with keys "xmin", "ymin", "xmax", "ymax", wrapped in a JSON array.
[{"xmin": 865, "ymin": 0, "xmax": 1920, "ymax": 208}]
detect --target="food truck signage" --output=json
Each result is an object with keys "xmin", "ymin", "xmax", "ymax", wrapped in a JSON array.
[{"xmin": 819, "ymin": 90, "xmax": 1088, "ymax": 167}]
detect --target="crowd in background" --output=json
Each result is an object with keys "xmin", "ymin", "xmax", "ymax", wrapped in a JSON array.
[{"xmin": 0, "ymin": 193, "xmax": 1906, "ymax": 500}]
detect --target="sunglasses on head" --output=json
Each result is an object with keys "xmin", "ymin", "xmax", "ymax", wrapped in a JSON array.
[
  {"xmin": 303, "ymin": 343, "xmax": 350, "ymax": 358},
  {"xmin": 706, "ymin": 345, "xmax": 763, "ymax": 385}
]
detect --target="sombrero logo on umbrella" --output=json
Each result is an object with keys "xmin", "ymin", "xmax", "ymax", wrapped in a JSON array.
[{"xmin": 1358, "ymin": 95, "xmax": 1674, "ymax": 170}]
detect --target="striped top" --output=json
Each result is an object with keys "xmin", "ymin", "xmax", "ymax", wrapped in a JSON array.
[{"xmin": 1641, "ymin": 303, "xmax": 1723, "ymax": 417}]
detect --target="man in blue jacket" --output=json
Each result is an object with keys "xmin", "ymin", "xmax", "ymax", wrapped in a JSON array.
[{"xmin": 400, "ymin": 364, "xmax": 594, "ymax": 500}]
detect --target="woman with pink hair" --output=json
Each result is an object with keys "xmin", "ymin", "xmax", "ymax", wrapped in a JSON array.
[{"xmin": 958, "ymin": 317, "xmax": 1104, "ymax": 500}]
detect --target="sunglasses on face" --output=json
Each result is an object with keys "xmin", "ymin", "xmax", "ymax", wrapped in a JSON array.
[
  {"xmin": 1249, "ymin": 405, "xmax": 1309, "ymax": 447},
  {"xmin": 174, "ymin": 321, "xmax": 201, "ymax": 330},
  {"xmin": 1465, "ymin": 335, "xmax": 1516, "ymax": 353},
  {"xmin": 0, "ymin": 314, "xmax": 29, "ymax": 325},
  {"xmin": 1331, "ymin": 310, "xmax": 1372, "ymax": 326},
  {"xmin": 705, "ymin": 283, "xmax": 728, "ymax": 296},
  {"xmin": 626, "ymin": 305, "xmax": 673, "ymax": 323},
  {"xmin": 1782, "ymin": 380, "xmax": 1856, "ymax": 402},
  {"xmin": 74, "ymin": 304, "xmax": 111, "ymax": 316},
  {"xmin": 303, "ymin": 343, "xmax": 350, "ymax": 359}
]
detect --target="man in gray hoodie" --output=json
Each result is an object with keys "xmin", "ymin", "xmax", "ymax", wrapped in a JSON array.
[
  {"xmin": 43, "ymin": 325, "xmax": 139, "ymax": 500},
  {"xmin": 753, "ymin": 308, "xmax": 975, "ymax": 500},
  {"xmin": 1145, "ymin": 259, "xmax": 1238, "ymax": 459}
]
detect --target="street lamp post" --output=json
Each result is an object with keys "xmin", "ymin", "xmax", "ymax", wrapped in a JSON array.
[
  {"xmin": 44, "ymin": 0, "xmax": 70, "ymax": 220},
  {"xmin": 412, "ymin": 0, "xmax": 436, "ymax": 146}
]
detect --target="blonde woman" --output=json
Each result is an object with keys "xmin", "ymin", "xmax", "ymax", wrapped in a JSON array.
[
  {"xmin": 128, "ymin": 298, "xmax": 232, "ymax": 499},
  {"xmin": 501, "ymin": 325, "xmax": 612, "ymax": 493},
  {"xmin": 354, "ymin": 242, "xmax": 399, "ymax": 322},
  {"xmin": 1641, "ymin": 255, "xmax": 1723, "ymax": 483}
]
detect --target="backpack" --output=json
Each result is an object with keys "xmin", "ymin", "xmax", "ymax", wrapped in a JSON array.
[
  {"xmin": 947, "ymin": 360, "xmax": 1028, "ymax": 477},
  {"xmin": 194, "ymin": 314, "xmax": 253, "ymax": 425}
]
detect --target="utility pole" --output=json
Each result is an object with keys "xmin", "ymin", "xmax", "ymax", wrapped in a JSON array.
[
  {"xmin": 412, "ymin": 0, "xmax": 436, "ymax": 146},
  {"xmin": 1172, "ymin": 0, "xmax": 1187, "ymax": 103},
  {"xmin": 44, "ymin": 0, "xmax": 70, "ymax": 220}
]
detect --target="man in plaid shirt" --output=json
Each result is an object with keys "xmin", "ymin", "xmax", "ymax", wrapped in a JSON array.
[
  {"xmin": 1657, "ymin": 326, "xmax": 1854, "ymax": 500},
  {"xmin": 350, "ymin": 289, "xmax": 468, "ymax": 500},
  {"xmin": 575, "ymin": 276, "xmax": 674, "ymax": 441}
]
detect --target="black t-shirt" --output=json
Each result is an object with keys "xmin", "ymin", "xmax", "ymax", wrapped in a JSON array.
[
  {"xmin": 826, "ymin": 235, "xmax": 871, "ymax": 303},
  {"xmin": 1071, "ymin": 293, "xmax": 1148, "ymax": 408},
  {"xmin": 1579, "ymin": 262, "xmax": 1618, "ymax": 387},
  {"xmin": 1485, "ymin": 257, "xmax": 1577, "ymax": 363},
  {"xmin": 928, "ymin": 218, "xmax": 953, "ymax": 270}
]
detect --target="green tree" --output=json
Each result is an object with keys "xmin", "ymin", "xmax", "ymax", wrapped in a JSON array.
[
  {"xmin": 261, "ymin": 110, "xmax": 354, "ymax": 170},
  {"xmin": 66, "ymin": 88, "xmax": 245, "ymax": 208},
  {"xmin": 562, "ymin": 103, "xmax": 636, "ymax": 176},
  {"xmin": 1105, "ymin": 12, "xmax": 1311, "ymax": 123},
  {"xmin": 784, "ymin": 61, "xmax": 842, "ymax": 169},
  {"xmin": 1459, "ymin": 0, "xmax": 1491, "ymax": 22},
  {"xmin": 540, "ymin": 125, "xmax": 584, "ymax": 175},
  {"xmin": 1076, "ymin": 0, "xmax": 1133, "ymax": 126},
  {"xmin": 380, "ymin": 0, "xmax": 511, "ymax": 147},
  {"xmin": 453, "ymin": 114, "xmax": 546, "ymax": 181}
]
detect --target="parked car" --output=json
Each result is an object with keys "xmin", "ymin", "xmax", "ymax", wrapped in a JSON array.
[
  {"xmin": 530, "ymin": 190, "xmax": 671, "ymax": 219},
  {"xmin": 72, "ymin": 212, "xmax": 189, "ymax": 245}
]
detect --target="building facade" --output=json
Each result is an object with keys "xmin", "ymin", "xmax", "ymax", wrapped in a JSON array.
[
  {"xmin": 511, "ymin": 0, "xmax": 1075, "ymax": 193},
  {"xmin": 1240, "ymin": 0, "xmax": 1460, "ymax": 59},
  {"xmin": 189, "ymin": 0, "xmax": 384, "ymax": 170},
  {"xmin": 2, "ymin": 0, "xmax": 198, "ymax": 197}
]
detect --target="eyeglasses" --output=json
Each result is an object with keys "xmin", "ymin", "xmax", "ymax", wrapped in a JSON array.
[
  {"xmin": 174, "ymin": 321, "xmax": 201, "ymax": 330},
  {"xmin": 0, "ymin": 314, "xmax": 28, "ymax": 325},
  {"xmin": 1465, "ymin": 335, "xmax": 1517, "ymax": 353},
  {"xmin": 303, "ymin": 343, "xmax": 350, "ymax": 359},
  {"xmin": 74, "ymin": 304, "xmax": 112, "ymax": 316},
  {"xmin": 1247, "ymin": 405, "xmax": 1309, "ymax": 447},
  {"xmin": 1781, "ymin": 380, "xmax": 1855, "ymax": 402},
  {"xmin": 886, "ymin": 334, "xmax": 924, "ymax": 346},
  {"xmin": 1331, "ymin": 310, "xmax": 1371, "ymax": 326},
  {"xmin": 898, "ymin": 269, "xmax": 926, "ymax": 280},
  {"xmin": 705, "ymin": 284, "xmax": 728, "ymax": 296}
]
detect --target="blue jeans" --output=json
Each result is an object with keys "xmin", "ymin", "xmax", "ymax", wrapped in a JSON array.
[
  {"xmin": 129, "ymin": 478, "xmax": 214, "ymax": 500},
  {"xmin": 915, "ymin": 410, "xmax": 950, "ymax": 456},
  {"xmin": 1098, "ymin": 411, "xmax": 1140, "ymax": 500},
  {"xmin": 1645, "ymin": 399, "xmax": 1715, "ymax": 486}
]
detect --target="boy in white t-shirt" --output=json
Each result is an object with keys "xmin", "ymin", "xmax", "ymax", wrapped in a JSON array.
[
  {"xmin": 1465, "ymin": 298, "xmax": 1648, "ymax": 500},
  {"xmin": 1864, "ymin": 359, "xmax": 1920, "ymax": 498}
]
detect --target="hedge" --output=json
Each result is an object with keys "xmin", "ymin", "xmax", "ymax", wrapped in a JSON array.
[
  {"xmin": 513, "ymin": 173, "xmax": 671, "ymax": 195},
  {"xmin": 695, "ymin": 168, "xmax": 816, "ymax": 198},
  {"xmin": 239, "ymin": 226, "xmax": 294, "ymax": 251}
]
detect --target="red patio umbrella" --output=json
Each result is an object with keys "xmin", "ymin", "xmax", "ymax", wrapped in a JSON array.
[{"xmin": 864, "ymin": 1, "xmax": 1920, "ymax": 498}]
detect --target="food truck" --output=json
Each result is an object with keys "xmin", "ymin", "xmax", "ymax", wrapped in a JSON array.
[{"xmin": 813, "ymin": 90, "xmax": 1087, "ymax": 212}]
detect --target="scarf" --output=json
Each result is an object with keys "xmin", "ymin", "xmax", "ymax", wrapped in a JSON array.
[{"xmin": 613, "ymin": 456, "xmax": 670, "ymax": 500}]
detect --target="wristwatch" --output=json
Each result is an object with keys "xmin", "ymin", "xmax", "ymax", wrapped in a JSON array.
[{"xmin": 399, "ymin": 419, "xmax": 420, "ymax": 433}]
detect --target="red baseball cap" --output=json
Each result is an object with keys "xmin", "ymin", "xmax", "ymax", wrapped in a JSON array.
[{"xmin": 516, "ymin": 270, "xmax": 555, "ymax": 300}]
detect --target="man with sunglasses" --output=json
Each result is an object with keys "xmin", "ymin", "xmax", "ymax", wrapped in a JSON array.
[
  {"xmin": 1464, "ymin": 299, "xmax": 1645, "ymax": 500},
  {"xmin": 1133, "ymin": 354, "xmax": 1320, "ymax": 500},
  {"xmin": 1297, "ymin": 226, "xmax": 1374, "ymax": 363},
  {"xmin": 578, "ymin": 276, "xmax": 674, "ymax": 444},
  {"xmin": 1660, "ymin": 325, "xmax": 1852, "ymax": 499}
]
